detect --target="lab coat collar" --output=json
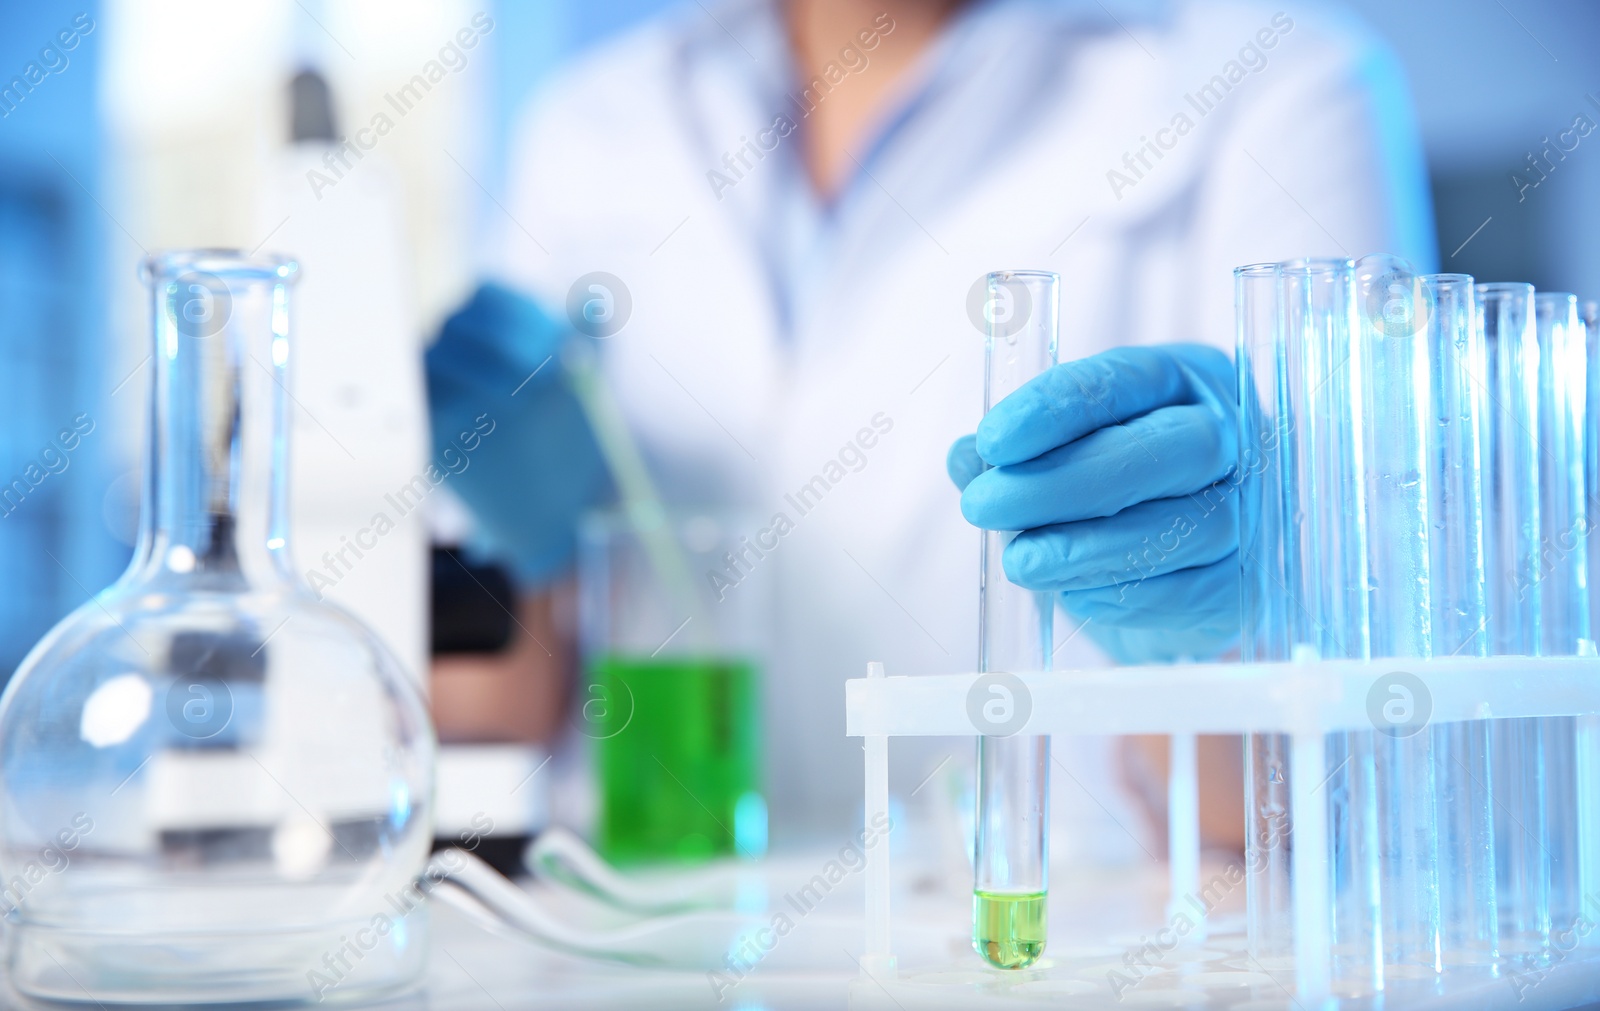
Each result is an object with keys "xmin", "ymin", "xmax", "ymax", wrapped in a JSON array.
[{"xmin": 667, "ymin": 0, "xmax": 1188, "ymax": 342}]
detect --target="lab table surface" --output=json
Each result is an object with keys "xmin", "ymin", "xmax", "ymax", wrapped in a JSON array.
[
  {"xmin": 345, "ymin": 850, "xmax": 1184, "ymax": 1010},
  {"xmin": 8, "ymin": 851, "xmax": 1596, "ymax": 1009}
]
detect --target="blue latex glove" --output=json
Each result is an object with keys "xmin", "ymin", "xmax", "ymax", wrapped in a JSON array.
[
  {"xmin": 425, "ymin": 283, "xmax": 612, "ymax": 586},
  {"xmin": 948, "ymin": 344, "xmax": 1240, "ymax": 663}
]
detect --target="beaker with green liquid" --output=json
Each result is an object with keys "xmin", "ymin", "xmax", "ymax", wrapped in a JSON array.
[{"xmin": 578, "ymin": 511, "xmax": 767, "ymax": 866}]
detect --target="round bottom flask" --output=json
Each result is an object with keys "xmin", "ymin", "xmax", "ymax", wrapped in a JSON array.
[{"xmin": 0, "ymin": 251, "xmax": 436, "ymax": 1004}]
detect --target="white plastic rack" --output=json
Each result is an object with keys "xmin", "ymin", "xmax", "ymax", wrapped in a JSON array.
[{"xmin": 846, "ymin": 655, "xmax": 1600, "ymax": 1010}]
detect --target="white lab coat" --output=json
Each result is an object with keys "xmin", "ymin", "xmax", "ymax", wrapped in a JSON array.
[{"xmin": 493, "ymin": 0, "xmax": 1433, "ymax": 860}]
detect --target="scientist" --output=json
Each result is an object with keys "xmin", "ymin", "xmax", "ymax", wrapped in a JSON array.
[{"xmin": 425, "ymin": 0, "xmax": 1434, "ymax": 855}]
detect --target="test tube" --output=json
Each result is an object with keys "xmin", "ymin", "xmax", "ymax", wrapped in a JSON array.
[
  {"xmin": 1279, "ymin": 260, "xmax": 1371, "ymax": 661},
  {"xmin": 1278, "ymin": 259, "xmax": 1382, "ymax": 993},
  {"xmin": 1587, "ymin": 300, "xmax": 1600, "ymax": 640},
  {"xmin": 1235, "ymin": 263, "xmax": 1294, "ymax": 961},
  {"xmin": 1355, "ymin": 257, "xmax": 1433, "ymax": 655},
  {"xmin": 972, "ymin": 270, "xmax": 1057, "ymax": 971},
  {"xmin": 1533, "ymin": 292, "xmax": 1589, "ymax": 940},
  {"xmin": 1534, "ymin": 293, "xmax": 1589, "ymax": 656},
  {"xmin": 1354, "ymin": 257, "xmax": 1441, "ymax": 974},
  {"xmin": 1581, "ymin": 299, "xmax": 1600, "ymax": 929},
  {"xmin": 1421, "ymin": 275, "xmax": 1498, "ymax": 968},
  {"xmin": 1478, "ymin": 282, "xmax": 1548, "ymax": 957},
  {"xmin": 1480, "ymin": 286, "xmax": 1542, "ymax": 654}
]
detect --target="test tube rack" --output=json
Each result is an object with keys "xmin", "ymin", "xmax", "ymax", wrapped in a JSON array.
[{"xmin": 846, "ymin": 654, "xmax": 1600, "ymax": 1009}]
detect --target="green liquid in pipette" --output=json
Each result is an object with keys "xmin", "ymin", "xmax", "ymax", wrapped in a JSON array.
[
  {"xmin": 590, "ymin": 655, "xmax": 760, "ymax": 866},
  {"xmin": 973, "ymin": 890, "xmax": 1047, "ymax": 969}
]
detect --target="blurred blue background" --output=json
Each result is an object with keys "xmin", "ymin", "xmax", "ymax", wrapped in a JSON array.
[
  {"xmin": 0, "ymin": 0, "xmax": 1595, "ymax": 676},
  {"xmin": 0, "ymin": 1, "xmax": 112, "ymax": 677}
]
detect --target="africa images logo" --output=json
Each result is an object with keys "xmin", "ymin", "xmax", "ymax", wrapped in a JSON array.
[{"xmin": 966, "ymin": 672, "xmax": 1032, "ymax": 737}]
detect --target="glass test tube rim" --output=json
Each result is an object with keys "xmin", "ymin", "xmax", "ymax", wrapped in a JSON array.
[
  {"xmin": 139, "ymin": 247, "xmax": 300, "ymax": 283},
  {"xmin": 1535, "ymin": 291, "xmax": 1582, "ymax": 306},
  {"xmin": 988, "ymin": 268, "xmax": 1061, "ymax": 280},
  {"xmin": 1479, "ymin": 281, "xmax": 1537, "ymax": 296},
  {"xmin": 1262, "ymin": 259, "xmax": 1465, "ymax": 284},
  {"xmin": 1277, "ymin": 256, "xmax": 1356, "ymax": 275}
]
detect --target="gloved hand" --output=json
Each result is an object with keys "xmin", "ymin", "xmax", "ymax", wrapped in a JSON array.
[
  {"xmin": 426, "ymin": 282, "xmax": 612, "ymax": 587},
  {"xmin": 947, "ymin": 344, "xmax": 1240, "ymax": 663}
]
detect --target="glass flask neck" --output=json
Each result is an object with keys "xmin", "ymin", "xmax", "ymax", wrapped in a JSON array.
[{"xmin": 134, "ymin": 251, "xmax": 301, "ymax": 587}]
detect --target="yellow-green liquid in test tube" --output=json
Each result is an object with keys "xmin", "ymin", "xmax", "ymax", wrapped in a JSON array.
[
  {"xmin": 973, "ymin": 890, "xmax": 1048, "ymax": 969},
  {"xmin": 971, "ymin": 271, "xmax": 1058, "ymax": 969}
]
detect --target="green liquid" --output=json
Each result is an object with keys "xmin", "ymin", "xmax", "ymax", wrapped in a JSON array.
[
  {"xmin": 973, "ymin": 890, "xmax": 1047, "ymax": 969},
  {"xmin": 589, "ymin": 655, "xmax": 760, "ymax": 865}
]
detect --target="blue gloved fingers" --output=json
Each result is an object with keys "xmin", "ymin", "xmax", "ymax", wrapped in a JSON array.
[
  {"xmin": 952, "ymin": 343, "xmax": 1242, "ymax": 658},
  {"xmin": 1060, "ymin": 554, "xmax": 1240, "ymax": 632},
  {"xmin": 947, "ymin": 434, "xmax": 984, "ymax": 491},
  {"xmin": 426, "ymin": 282, "xmax": 611, "ymax": 587},
  {"xmin": 977, "ymin": 344, "xmax": 1234, "ymax": 467},
  {"xmin": 430, "ymin": 373, "xmax": 613, "ymax": 585},
  {"xmin": 425, "ymin": 282, "xmax": 571, "ymax": 393},
  {"xmin": 1001, "ymin": 485, "xmax": 1239, "ymax": 591},
  {"xmin": 961, "ymin": 402, "xmax": 1236, "ymax": 531}
]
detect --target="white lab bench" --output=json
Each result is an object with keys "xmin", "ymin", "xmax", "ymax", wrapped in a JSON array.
[{"xmin": 341, "ymin": 847, "xmax": 1191, "ymax": 1011}]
